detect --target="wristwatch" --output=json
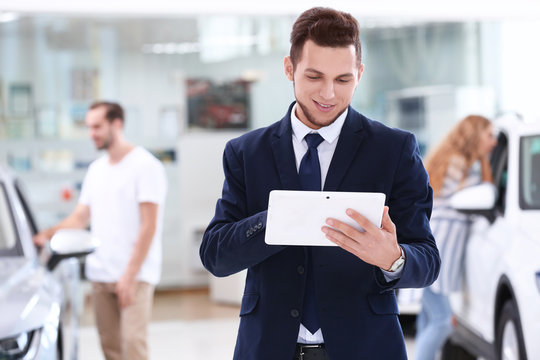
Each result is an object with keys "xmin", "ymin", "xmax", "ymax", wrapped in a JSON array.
[{"xmin": 388, "ymin": 246, "xmax": 405, "ymax": 272}]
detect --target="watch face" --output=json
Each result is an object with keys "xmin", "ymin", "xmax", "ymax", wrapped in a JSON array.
[{"xmin": 390, "ymin": 257, "xmax": 405, "ymax": 272}]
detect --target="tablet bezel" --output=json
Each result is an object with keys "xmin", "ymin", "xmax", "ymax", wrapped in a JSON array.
[{"xmin": 264, "ymin": 190, "xmax": 386, "ymax": 246}]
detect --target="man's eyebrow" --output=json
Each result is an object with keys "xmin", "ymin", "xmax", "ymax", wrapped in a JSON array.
[
  {"xmin": 304, "ymin": 68, "xmax": 354, "ymax": 78},
  {"xmin": 304, "ymin": 68, "xmax": 324, "ymax": 75}
]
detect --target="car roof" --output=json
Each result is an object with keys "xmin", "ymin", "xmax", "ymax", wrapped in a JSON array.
[{"xmin": 495, "ymin": 114, "xmax": 540, "ymax": 137}]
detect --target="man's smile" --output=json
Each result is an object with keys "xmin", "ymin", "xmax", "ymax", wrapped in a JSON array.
[{"xmin": 313, "ymin": 100, "xmax": 335, "ymax": 112}]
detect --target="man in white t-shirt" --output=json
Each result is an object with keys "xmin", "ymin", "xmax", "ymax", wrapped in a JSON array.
[{"xmin": 34, "ymin": 101, "xmax": 167, "ymax": 360}]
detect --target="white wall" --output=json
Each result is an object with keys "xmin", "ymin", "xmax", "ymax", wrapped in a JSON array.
[
  {"xmin": 499, "ymin": 21, "xmax": 540, "ymax": 119},
  {"xmin": 3, "ymin": 0, "xmax": 540, "ymax": 19}
]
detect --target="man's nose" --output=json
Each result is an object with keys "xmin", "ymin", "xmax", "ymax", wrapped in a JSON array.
[{"xmin": 319, "ymin": 80, "xmax": 335, "ymax": 100}]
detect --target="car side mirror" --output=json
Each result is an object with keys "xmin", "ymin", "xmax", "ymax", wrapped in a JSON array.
[
  {"xmin": 47, "ymin": 229, "xmax": 99, "ymax": 271},
  {"xmin": 449, "ymin": 182, "xmax": 498, "ymax": 222}
]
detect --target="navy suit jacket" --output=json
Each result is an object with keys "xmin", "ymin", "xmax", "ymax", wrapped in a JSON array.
[{"xmin": 200, "ymin": 103, "xmax": 440, "ymax": 359}]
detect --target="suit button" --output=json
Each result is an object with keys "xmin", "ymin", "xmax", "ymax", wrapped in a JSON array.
[
  {"xmin": 257, "ymin": 222, "xmax": 262, "ymax": 229},
  {"xmin": 297, "ymin": 266, "xmax": 305, "ymax": 274},
  {"xmin": 290, "ymin": 309, "xmax": 300, "ymax": 318}
]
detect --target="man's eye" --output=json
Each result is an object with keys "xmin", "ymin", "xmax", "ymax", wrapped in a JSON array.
[
  {"xmin": 307, "ymin": 76, "xmax": 320, "ymax": 80},
  {"xmin": 337, "ymin": 79, "xmax": 351, "ymax": 83}
]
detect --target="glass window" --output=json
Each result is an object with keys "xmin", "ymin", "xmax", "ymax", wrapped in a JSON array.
[
  {"xmin": 520, "ymin": 135, "xmax": 540, "ymax": 209},
  {"xmin": 14, "ymin": 179, "xmax": 38, "ymax": 235},
  {"xmin": 0, "ymin": 183, "xmax": 18, "ymax": 255},
  {"xmin": 0, "ymin": 15, "xmax": 498, "ymax": 141}
]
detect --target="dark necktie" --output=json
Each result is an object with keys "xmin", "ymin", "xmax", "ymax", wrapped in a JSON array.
[{"xmin": 299, "ymin": 133, "xmax": 324, "ymax": 334}]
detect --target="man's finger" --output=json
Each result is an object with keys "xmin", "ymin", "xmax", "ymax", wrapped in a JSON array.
[
  {"xmin": 380, "ymin": 207, "xmax": 396, "ymax": 234},
  {"xmin": 323, "ymin": 226, "xmax": 363, "ymax": 255},
  {"xmin": 325, "ymin": 218, "xmax": 364, "ymax": 240},
  {"xmin": 119, "ymin": 290, "xmax": 129, "ymax": 308},
  {"xmin": 345, "ymin": 208, "xmax": 380, "ymax": 233}
]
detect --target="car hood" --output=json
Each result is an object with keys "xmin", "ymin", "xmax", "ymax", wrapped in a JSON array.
[{"xmin": 0, "ymin": 257, "xmax": 61, "ymax": 339}]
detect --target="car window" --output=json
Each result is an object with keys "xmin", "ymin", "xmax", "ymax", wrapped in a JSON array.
[
  {"xmin": 0, "ymin": 183, "xmax": 21, "ymax": 256},
  {"xmin": 15, "ymin": 179, "xmax": 39, "ymax": 235},
  {"xmin": 520, "ymin": 135, "xmax": 540, "ymax": 209}
]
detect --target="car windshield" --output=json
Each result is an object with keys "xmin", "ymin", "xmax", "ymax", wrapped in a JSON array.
[
  {"xmin": 520, "ymin": 135, "xmax": 540, "ymax": 210},
  {"xmin": 0, "ymin": 182, "xmax": 19, "ymax": 256}
]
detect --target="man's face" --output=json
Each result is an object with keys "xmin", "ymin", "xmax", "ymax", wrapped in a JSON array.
[
  {"xmin": 85, "ymin": 107, "xmax": 116, "ymax": 150},
  {"xmin": 284, "ymin": 39, "xmax": 364, "ymax": 129}
]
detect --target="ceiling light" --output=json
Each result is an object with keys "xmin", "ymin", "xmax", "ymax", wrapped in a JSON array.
[{"xmin": 0, "ymin": 12, "xmax": 19, "ymax": 23}]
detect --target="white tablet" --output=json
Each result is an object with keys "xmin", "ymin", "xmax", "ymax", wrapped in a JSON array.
[{"xmin": 264, "ymin": 190, "xmax": 386, "ymax": 246}]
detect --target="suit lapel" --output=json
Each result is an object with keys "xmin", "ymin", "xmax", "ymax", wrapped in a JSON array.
[
  {"xmin": 270, "ymin": 104, "xmax": 301, "ymax": 190},
  {"xmin": 324, "ymin": 108, "xmax": 366, "ymax": 191}
]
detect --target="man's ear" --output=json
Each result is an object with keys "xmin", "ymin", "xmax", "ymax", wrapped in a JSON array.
[
  {"xmin": 284, "ymin": 56, "xmax": 294, "ymax": 81},
  {"xmin": 112, "ymin": 118, "xmax": 124, "ymax": 131},
  {"xmin": 357, "ymin": 63, "xmax": 365, "ymax": 82}
]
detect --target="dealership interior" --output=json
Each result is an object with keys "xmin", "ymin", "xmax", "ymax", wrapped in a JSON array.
[{"xmin": 1, "ymin": 1, "xmax": 540, "ymax": 359}]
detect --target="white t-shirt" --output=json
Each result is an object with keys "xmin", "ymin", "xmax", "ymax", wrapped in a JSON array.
[{"xmin": 79, "ymin": 146, "xmax": 167, "ymax": 285}]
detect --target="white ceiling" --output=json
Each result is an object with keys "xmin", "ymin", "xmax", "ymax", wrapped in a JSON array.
[{"xmin": 1, "ymin": 0, "xmax": 540, "ymax": 20}]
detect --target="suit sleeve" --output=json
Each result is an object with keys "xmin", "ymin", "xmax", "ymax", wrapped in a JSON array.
[
  {"xmin": 200, "ymin": 141, "xmax": 285, "ymax": 277},
  {"xmin": 376, "ymin": 133, "xmax": 440, "ymax": 290}
]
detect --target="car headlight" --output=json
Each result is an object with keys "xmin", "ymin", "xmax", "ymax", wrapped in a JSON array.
[{"xmin": 0, "ymin": 328, "xmax": 40, "ymax": 358}]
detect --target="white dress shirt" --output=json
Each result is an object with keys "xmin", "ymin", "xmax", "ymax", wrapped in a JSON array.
[{"xmin": 290, "ymin": 104, "xmax": 403, "ymax": 344}]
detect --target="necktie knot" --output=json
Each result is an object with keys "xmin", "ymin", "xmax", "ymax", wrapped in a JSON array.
[{"xmin": 304, "ymin": 133, "xmax": 324, "ymax": 149}]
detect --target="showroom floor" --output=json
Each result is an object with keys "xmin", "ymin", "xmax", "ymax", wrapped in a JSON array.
[{"xmin": 79, "ymin": 287, "xmax": 417, "ymax": 359}]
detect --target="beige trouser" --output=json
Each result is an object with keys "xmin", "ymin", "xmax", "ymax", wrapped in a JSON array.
[{"xmin": 92, "ymin": 281, "xmax": 155, "ymax": 360}]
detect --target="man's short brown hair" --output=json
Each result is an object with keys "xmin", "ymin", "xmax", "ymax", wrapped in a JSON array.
[
  {"xmin": 290, "ymin": 7, "xmax": 362, "ymax": 69},
  {"xmin": 89, "ymin": 101, "xmax": 125, "ymax": 124}
]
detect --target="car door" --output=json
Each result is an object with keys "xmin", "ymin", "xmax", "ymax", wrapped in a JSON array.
[
  {"xmin": 13, "ymin": 179, "xmax": 81, "ymax": 360},
  {"xmin": 459, "ymin": 131, "xmax": 510, "ymax": 340}
]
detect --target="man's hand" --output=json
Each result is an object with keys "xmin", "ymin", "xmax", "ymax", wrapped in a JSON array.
[
  {"xmin": 322, "ymin": 206, "xmax": 401, "ymax": 270},
  {"xmin": 116, "ymin": 272, "xmax": 137, "ymax": 308},
  {"xmin": 115, "ymin": 202, "xmax": 158, "ymax": 308},
  {"xmin": 32, "ymin": 204, "xmax": 91, "ymax": 248},
  {"xmin": 33, "ymin": 232, "xmax": 50, "ymax": 247}
]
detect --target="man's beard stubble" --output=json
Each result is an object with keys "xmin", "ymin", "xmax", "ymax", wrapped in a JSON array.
[
  {"xmin": 96, "ymin": 133, "xmax": 114, "ymax": 150},
  {"xmin": 296, "ymin": 98, "xmax": 347, "ymax": 129},
  {"xmin": 293, "ymin": 81, "xmax": 348, "ymax": 129}
]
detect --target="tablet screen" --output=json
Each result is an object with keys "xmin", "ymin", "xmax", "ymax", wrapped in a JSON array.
[{"xmin": 265, "ymin": 190, "xmax": 386, "ymax": 246}]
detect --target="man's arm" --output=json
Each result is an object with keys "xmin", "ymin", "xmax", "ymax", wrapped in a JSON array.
[
  {"xmin": 116, "ymin": 201, "xmax": 158, "ymax": 308},
  {"xmin": 33, "ymin": 204, "xmax": 91, "ymax": 246},
  {"xmin": 323, "ymin": 132, "xmax": 440, "ymax": 289},
  {"xmin": 200, "ymin": 140, "xmax": 285, "ymax": 277}
]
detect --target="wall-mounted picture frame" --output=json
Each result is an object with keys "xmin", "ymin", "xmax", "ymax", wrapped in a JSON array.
[
  {"xmin": 69, "ymin": 103, "xmax": 90, "ymax": 138},
  {"xmin": 35, "ymin": 104, "xmax": 59, "ymax": 138},
  {"xmin": 159, "ymin": 106, "xmax": 182, "ymax": 139},
  {"xmin": 186, "ymin": 78, "xmax": 250, "ymax": 130},
  {"xmin": 71, "ymin": 68, "xmax": 99, "ymax": 101},
  {"xmin": 9, "ymin": 83, "xmax": 33, "ymax": 117}
]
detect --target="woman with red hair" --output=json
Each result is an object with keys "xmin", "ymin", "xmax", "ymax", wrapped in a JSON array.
[{"xmin": 416, "ymin": 115, "xmax": 497, "ymax": 360}]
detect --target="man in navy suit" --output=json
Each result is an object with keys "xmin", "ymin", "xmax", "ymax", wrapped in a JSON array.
[{"xmin": 200, "ymin": 7, "xmax": 440, "ymax": 359}]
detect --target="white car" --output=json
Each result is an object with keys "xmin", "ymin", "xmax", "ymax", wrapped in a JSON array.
[
  {"xmin": 442, "ymin": 114, "xmax": 540, "ymax": 360},
  {"xmin": 0, "ymin": 165, "xmax": 97, "ymax": 359}
]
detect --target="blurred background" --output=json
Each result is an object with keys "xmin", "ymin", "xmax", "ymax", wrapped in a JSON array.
[{"xmin": 1, "ymin": 0, "xmax": 540, "ymax": 358}]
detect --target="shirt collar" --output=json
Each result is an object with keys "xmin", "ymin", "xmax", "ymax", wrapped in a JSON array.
[{"xmin": 290, "ymin": 103, "xmax": 347, "ymax": 144}]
